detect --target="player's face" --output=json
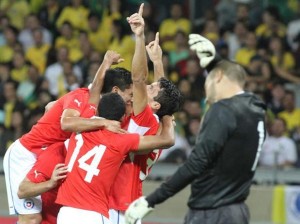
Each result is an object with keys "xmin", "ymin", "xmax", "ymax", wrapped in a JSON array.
[
  {"xmin": 118, "ymin": 85, "xmax": 133, "ymax": 114},
  {"xmin": 205, "ymin": 75, "xmax": 217, "ymax": 104},
  {"xmin": 146, "ymin": 82, "xmax": 161, "ymax": 103}
]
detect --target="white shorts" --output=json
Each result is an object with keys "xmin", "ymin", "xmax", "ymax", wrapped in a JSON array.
[
  {"xmin": 58, "ymin": 206, "xmax": 111, "ymax": 224},
  {"xmin": 3, "ymin": 140, "xmax": 41, "ymax": 215},
  {"xmin": 109, "ymin": 209, "xmax": 141, "ymax": 224}
]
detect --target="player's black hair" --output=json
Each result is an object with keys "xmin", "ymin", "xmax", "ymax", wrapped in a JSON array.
[
  {"xmin": 102, "ymin": 67, "xmax": 132, "ymax": 93},
  {"xmin": 98, "ymin": 92, "xmax": 126, "ymax": 121},
  {"xmin": 154, "ymin": 77, "xmax": 184, "ymax": 118}
]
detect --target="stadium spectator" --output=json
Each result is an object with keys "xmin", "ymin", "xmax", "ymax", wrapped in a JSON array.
[
  {"xmin": 255, "ymin": 6, "xmax": 286, "ymax": 46},
  {"xmin": 225, "ymin": 20, "xmax": 249, "ymax": 60},
  {"xmin": 278, "ymin": 90, "xmax": 300, "ymax": 136},
  {"xmin": 244, "ymin": 54, "xmax": 271, "ymax": 92},
  {"xmin": 159, "ymin": 2, "xmax": 191, "ymax": 52},
  {"xmin": 18, "ymin": 13, "xmax": 52, "ymax": 52},
  {"xmin": 266, "ymin": 81, "xmax": 285, "ymax": 115},
  {"xmin": 16, "ymin": 63, "xmax": 48, "ymax": 109},
  {"xmin": 0, "ymin": 25, "xmax": 19, "ymax": 63},
  {"xmin": 25, "ymin": 28, "xmax": 51, "ymax": 75},
  {"xmin": 55, "ymin": 22, "xmax": 82, "ymax": 63},
  {"xmin": 44, "ymin": 46, "xmax": 82, "ymax": 97},
  {"xmin": 0, "ymin": 0, "xmax": 30, "ymax": 30},
  {"xmin": 235, "ymin": 31, "xmax": 257, "ymax": 66},
  {"xmin": 108, "ymin": 19, "xmax": 135, "ymax": 70},
  {"xmin": 38, "ymin": 0, "xmax": 62, "ymax": 35},
  {"xmin": 259, "ymin": 117, "xmax": 297, "ymax": 168},
  {"xmin": 268, "ymin": 35, "xmax": 295, "ymax": 71},
  {"xmin": 168, "ymin": 30, "xmax": 190, "ymax": 68},
  {"xmin": 87, "ymin": 12, "xmax": 108, "ymax": 54},
  {"xmin": 56, "ymin": 0, "xmax": 89, "ymax": 31}
]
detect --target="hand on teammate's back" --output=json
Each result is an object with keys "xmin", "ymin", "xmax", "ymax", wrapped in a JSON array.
[
  {"xmin": 103, "ymin": 119, "xmax": 127, "ymax": 134},
  {"xmin": 49, "ymin": 163, "xmax": 68, "ymax": 188}
]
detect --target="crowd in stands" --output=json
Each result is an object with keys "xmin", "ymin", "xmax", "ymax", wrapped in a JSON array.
[{"xmin": 0, "ymin": 0, "xmax": 300, "ymax": 168}]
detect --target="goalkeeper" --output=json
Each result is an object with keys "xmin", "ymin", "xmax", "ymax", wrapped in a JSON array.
[{"xmin": 125, "ymin": 35, "xmax": 267, "ymax": 224}]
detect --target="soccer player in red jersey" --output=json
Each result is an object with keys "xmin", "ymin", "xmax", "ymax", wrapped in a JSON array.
[
  {"xmin": 56, "ymin": 92, "xmax": 175, "ymax": 224},
  {"xmin": 18, "ymin": 142, "xmax": 67, "ymax": 224},
  {"xmin": 109, "ymin": 4, "xmax": 183, "ymax": 223},
  {"xmin": 3, "ymin": 51, "xmax": 128, "ymax": 224}
]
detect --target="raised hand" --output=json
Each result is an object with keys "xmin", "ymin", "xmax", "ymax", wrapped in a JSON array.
[
  {"xmin": 127, "ymin": 3, "xmax": 145, "ymax": 37},
  {"xmin": 146, "ymin": 32, "xmax": 162, "ymax": 63},
  {"xmin": 103, "ymin": 50, "xmax": 124, "ymax": 65},
  {"xmin": 188, "ymin": 34, "xmax": 216, "ymax": 68}
]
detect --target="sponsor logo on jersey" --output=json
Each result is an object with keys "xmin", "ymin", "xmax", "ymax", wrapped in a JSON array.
[
  {"xmin": 89, "ymin": 105, "xmax": 96, "ymax": 110},
  {"xmin": 34, "ymin": 170, "xmax": 40, "ymax": 179},
  {"xmin": 74, "ymin": 99, "xmax": 82, "ymax": 107},
  {"xmin": 23, "ymin": 199, "xmax": 34, "ymax": 210}
]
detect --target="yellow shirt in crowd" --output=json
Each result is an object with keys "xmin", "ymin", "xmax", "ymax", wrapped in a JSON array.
[
  {"xmin": 55, "ymin": 37, "xmax": 83, "ymax": 63},
  {"xmin": 0, "ymin": 45, "xmax": 14, "ymax": 63},
  {"xmin": 11, "ymin": 65, "xmax": 29, "ymax": 82},
  {"xmin": 278, "ymin": 109, "xmax": 300, "ymax": 132},
  {"xmin": 0, "ymin": 0, "xmax": 30, "ymax": 30},
  {"xmin": 159, "ymin": 18, "xmax": 191, "ymax": 52},
  {"xmin": 26, "ymin": 44, "xmax": 51, "ymax": 75},
  {"xmin": 270, "ymin": 52, "xmax": 295, "ymax": 70},
  {"xmin": 56, "ymin": 5, "xmax": 89, "ymax": 31},
  {"xmin": 235, "ymin": 48, "xmax": 256, "ymax": 66},
  {"xmin": 108, "ymin": 36, "xmax": 135, "ymax": 71}
]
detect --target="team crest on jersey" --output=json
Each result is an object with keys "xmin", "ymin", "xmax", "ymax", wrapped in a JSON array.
[{"xmin": 23, "ymin": 199, "xmax": 34, "ymax": 210}]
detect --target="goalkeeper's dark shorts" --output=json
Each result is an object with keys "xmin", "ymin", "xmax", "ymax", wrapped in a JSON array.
[{"xmin": 184, "ymin": 202, "xmax": 249, "ymax": 224}]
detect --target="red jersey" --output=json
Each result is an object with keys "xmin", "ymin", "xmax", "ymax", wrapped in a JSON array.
[
  {"xmin": 20, "ymin": 88, "xmax": 96, "ymax": 155},
  {"xmin": 27, "ymin": 142, "xmax": 66, "ymax": 224},
  {"xmin": 56, "ymin": 130, "xmax": 140, "ymax": 218},
  {"xmin": 109, "ymin": 105, "xmax": 160, "ymax": 211}
]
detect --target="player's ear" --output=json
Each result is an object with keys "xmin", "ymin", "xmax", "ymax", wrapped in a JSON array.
[
  {"xmin": 215, "ymin": 70, "xmax": 223, "ymax": 83},
  {"xmin": 150, "ymin": 101, "xmax": 161, "ymax": 110},
  {"xmin": 111, "ymin": 86, "xmax": 119, "ymax": 93}
]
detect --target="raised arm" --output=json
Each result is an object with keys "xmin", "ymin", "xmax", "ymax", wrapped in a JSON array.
[
  {"xmin": 89, "ymin": 50, "xmax": 124, "ymax": 106},
  {"xmin": 127, "ymin": 3, "xmax": 149, "ymax": 115},
  {"xmin": 146, "ymin": 32, "xmax": 164, "ymax": 81},
  {"xmin": 61, "ymin": 50, "xmax": 125, "ymax": 133}
]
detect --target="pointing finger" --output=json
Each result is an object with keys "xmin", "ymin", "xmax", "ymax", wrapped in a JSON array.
[
  {"xmin": 155, "ymin": 32, "xmax": 159, "ymax": 45},
  {"xmin": 138, "ymin": 3, "xmax": 144, "ymax": 16}
]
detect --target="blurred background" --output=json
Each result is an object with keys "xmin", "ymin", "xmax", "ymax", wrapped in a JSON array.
[{"xmin": 0, "ymin": 0, "xmax": 300, "ymax": 223}]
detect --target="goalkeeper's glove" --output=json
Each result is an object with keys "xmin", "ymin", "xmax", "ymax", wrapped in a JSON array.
[
  {"xmin": 189, "ymin": 34, "xmax": 216, "ymax": 68},
  {"xmin": 125, "ymin": 196, "xmax": 154, "ymax": 224}
]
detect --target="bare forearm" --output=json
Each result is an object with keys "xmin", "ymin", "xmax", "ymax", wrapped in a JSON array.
[
  {"xmin": 138, "ymin": 118, "xmax": 174, "ymax": 151},
  {"xmin": 61, "ymin": 117, "xmax": 106, "ymax": 132},
  {"xmin": 89, "ymin": 60, "xmax": 112, "ymax": 105},
  {"xmin": 132, "ymin": 35, "xmax": 148, "ymax": 82},
  {"xmin": 18, "ymin": 180, "xmax": 55, "ymax": 199},
  {"xmin": 153, "ymin": 60, "xmax": 164, "ymax": 81}
]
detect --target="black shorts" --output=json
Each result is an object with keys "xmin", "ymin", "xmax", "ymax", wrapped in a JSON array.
[{"xmin": 184, "ymin": 202, "xmax": 250, "ymax": 224}]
